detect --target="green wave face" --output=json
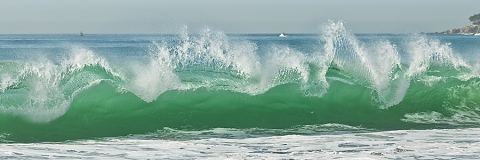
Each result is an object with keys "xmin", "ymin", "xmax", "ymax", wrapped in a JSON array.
[
  {"xmin": 2, "ymin": 69, "xmax": 480, "ymax": 142},
  {"xmin": 2, "ymin": 22, "xmax": 480, "ymax": 143}
]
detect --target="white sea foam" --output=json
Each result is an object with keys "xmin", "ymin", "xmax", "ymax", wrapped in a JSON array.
[{"xmin": 2, "ymin": 128, "xmax": 479, "ymax": 159}]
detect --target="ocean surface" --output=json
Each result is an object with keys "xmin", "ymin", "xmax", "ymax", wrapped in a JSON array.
[{"xmin": 2, "ymin": 21, "xmax": 480, "ymax": 159}]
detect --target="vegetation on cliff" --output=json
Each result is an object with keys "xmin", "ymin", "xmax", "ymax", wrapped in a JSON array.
[
  {"xmin": 438, "ymin": 12, "xmax": 480, "ymax": 34},
  {"xmin": 469, "ymin": 13, "xmax": 480, "ymax": 24}
]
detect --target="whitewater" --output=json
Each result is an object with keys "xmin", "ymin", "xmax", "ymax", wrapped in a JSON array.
[{"xmin": 2, "ymin": 21, "xmax": 480, "ymax": 159}]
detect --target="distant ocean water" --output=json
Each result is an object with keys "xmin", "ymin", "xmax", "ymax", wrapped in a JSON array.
[{"xmin": 2, "ymin": 21, "xmax": 480, "ymax": 159}]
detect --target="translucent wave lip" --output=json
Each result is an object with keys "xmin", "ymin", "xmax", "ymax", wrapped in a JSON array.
[{"xmin": 1, "ymin": 23, "xmax": 480, "ymax": 143}]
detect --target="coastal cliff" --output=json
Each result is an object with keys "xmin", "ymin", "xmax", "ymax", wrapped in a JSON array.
[{"xmin": 439, "ymin": 24, "xmax": 480, "ymax": 34}]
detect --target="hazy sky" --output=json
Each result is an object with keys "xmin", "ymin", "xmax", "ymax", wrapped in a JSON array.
[{"xmin": 1, "ymin": 0, "xmax": 479, "ymax": 34}]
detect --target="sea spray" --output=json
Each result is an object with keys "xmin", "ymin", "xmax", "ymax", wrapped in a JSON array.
[
  {"xmin": 0, "ymin": 47, "xmax": 119, "ymax": 122},
  {"xmin": 261, "ymin": 46, "xmax": 309, "ymax": 92},
  {"xmin": 405, "ymin": 34, "xmax": 470, "ymax": 80},
  {"xmin": 0, "ymin": 25, "xmax": 480, "ymax": 142},
  {"xmin": 125, "ymin": 41, "xmax": 180, "ymax": 102},
  {"xmin": 321, "ymin": 20, "xmax": 408, "ymax": 107}
]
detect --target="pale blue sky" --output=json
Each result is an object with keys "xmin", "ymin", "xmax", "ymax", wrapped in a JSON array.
[{"xmin": 1, "ymin": 0, "xmax": 479, "ymax": 34}]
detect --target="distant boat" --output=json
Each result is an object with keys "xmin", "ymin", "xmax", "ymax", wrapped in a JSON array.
[
  {"xmin": 475, "ymin": 33, "xmax": 480, "ymax": 36},
  {"xmin": 279, "ymin": 33, "xmax": 287, "ymax": 37},
  {"xmin": 79, "ymin": 32, "xmax": 84, "ymax": 36}
]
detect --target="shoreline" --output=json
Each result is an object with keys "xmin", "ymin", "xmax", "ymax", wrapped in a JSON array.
[{"xmin": 436, "ymin": 24, "xmax": 480, "ymax": 34}]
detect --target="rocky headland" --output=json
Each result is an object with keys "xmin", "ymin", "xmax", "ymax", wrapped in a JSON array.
[{"xmin": 438, "ymin": 24, "xmax": 480, "ymax": 34}]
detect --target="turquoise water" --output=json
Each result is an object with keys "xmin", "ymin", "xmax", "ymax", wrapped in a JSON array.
[{"xmin": 2, "ymin": 22, "xmax": 480, "ymax": 143}]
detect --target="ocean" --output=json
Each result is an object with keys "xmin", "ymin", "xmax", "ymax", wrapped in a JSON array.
[{"xmin": 2, "ymin": 21, "xmax": 480, "ymax": 159}]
